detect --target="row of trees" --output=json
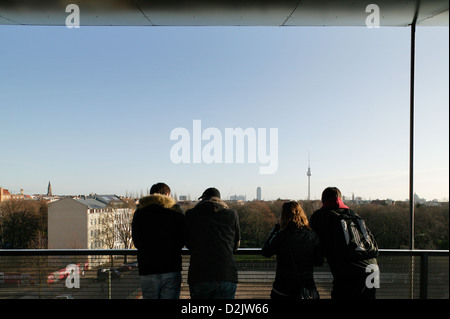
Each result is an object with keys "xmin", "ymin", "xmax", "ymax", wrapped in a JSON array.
[
  {"xmin": 1, "ymin": 198, "xmax": 448, "ymax": 250},
  {"xmin": 357, "ymin": 201, "xmax": 449, "ymax": 250},
  {"xmin": 180, "ymin": 199, "xmax": 449, "ymax": 249}
]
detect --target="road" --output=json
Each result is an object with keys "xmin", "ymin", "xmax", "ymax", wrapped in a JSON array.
[{"xmin": 0, "ymin": 266, "xmax": 142, "ymax": 299}]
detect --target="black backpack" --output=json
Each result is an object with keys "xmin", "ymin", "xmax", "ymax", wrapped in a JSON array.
[{"xmin": 331, "ymin": 209, "xmax": 378, "ymax": 261}]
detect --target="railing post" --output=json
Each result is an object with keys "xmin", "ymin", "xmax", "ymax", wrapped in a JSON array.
[
  {"xmin": 409, "ymin": 255, "xmax": 415, "ymax": 299},
  {"xmin": 108, "ymin": 268, "xmax": 112, "ymax": 299},
  {"xmin": 408, "ymin": 15, "xmax": 417, "ymax": 299},
  {"xmin": 420, "ymin": 252, "xmax": 429, "ymax": 299}
]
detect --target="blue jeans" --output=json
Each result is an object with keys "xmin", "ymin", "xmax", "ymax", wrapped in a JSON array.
[
  {"xmin": 189, "ymin": 281, "xmax": 237, "ymax": 299},
  {"xmin": 140, "ymin": 272, "xmax": 181, "ymax": 299}
]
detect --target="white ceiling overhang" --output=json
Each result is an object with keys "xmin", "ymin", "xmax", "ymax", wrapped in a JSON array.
[{"xmin": 0, "ymin": 0, "xmax": 448, "ymax": 27}]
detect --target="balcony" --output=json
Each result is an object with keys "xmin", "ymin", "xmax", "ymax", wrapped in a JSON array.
[{"xmin": 0, "ymin": 249, "xmax": 448, "ymax": 300}]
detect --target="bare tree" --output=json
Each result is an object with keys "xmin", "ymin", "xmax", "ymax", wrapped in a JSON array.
[
  {"xmin": 104, "ymin": 198, "xmax": 136, "ymax": 263},
  {"xmin": 113, "ymin": 199, "xmax": 135, "ymax": 250},
  {"xmin": 0, "ymin": 199, "xmax": 44, "ymax": 249}
]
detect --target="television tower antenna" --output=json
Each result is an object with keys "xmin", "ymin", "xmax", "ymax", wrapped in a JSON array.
[{"xmin": 307, "ymin": 153, "xmax": 311, "ymax": 200}]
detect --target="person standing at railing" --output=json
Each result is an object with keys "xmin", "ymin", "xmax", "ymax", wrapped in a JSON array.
[
  {"xmin": 184, "ymin": 187, "xmax": 241, "ymax": 299},
  {"xmin": 261, "ymin": 201, "xmax": 323, "ymax": 299},
  {"xmin": 131, "ymin": 182, "xmax": 185, "ymax": 299},
  {"xmin": 310, "ymin": 187, "xmax": 379, "ymax": 299}
]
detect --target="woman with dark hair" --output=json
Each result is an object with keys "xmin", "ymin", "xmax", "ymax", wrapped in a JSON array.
[{"xmin": 262, "ymin": 201, "xmax": 323, "ymax": 299}]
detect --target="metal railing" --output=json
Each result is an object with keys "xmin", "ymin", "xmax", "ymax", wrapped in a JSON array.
[{"xmin": 0, "ymin": 249, "xmax": 448, "ymax": 299}]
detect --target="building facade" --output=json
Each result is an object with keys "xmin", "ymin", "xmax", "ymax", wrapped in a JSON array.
[
  {"xmin": 48, "ymin": 195, "xmax": 133, "ymax": 250},
  {"xmin": 0, "ymin": 187, "xmax": 25, "ymax": 202}
]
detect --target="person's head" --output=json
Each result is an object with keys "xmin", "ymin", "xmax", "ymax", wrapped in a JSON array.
[
  {"xmin": 280, "ymin": 201, "xmax": 310, "ymax": 230},
  {"xmin": 150, "ymin": 183, "xmax": 171, "ymax": 196},
  {"xmin": 198, "ymin": 187, "xmax": 221, "ymax": 201},
  {"xmin": 321, "ymin": 187, "xmax": 342, "ymax": 203}
]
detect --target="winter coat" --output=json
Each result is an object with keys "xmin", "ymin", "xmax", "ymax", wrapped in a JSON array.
[
  {"xmin": 262, "ymin": 222, "xmax": 323, "ymax": 296},
  {"xmin": 131, "ymin": 194, "xmax": 185, "ymax": 275},
  {"xmin": 185, "ymin": 197, "xmax": 240, "ymax": 284}
]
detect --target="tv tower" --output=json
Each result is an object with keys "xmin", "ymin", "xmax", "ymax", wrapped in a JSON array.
[{"xmin": 307, "ymin": 154, "xmax": 311, "ymax": 200}]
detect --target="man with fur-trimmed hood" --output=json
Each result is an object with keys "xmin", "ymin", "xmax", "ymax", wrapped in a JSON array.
[{"xmin": 131, "ymin": 182, "xmax": 185, "ymax": 299}]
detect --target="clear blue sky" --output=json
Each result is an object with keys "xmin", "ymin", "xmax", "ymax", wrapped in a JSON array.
[{"xmin": 0, "ymin": 25, "xmax": 448, "ymax": 201}]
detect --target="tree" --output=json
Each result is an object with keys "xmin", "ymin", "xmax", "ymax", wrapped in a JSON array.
[
  {"xmin": 415, "ymin": 204, "xmax": 449, "ymax": 249},
  {"xmin": 350, "ymin": 202, "xmax": 449, "ymax": 250},
  {"xmin": 113, "ymin": 199, "xmax": 136, "ymax": 250},
  {"xmin": 103, "ymin": 198, "xmax": 136, "ymax": 263},
  {"xmin": 0, "ymin": 199, "xmax": 45, "ymax": 248},
  {"xmin": 234, "ymin": 201, "xmax": 276, "ymax": 247}
]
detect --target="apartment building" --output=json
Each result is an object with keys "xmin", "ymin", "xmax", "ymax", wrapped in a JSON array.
[
  {"xmin": 48, "ymin": 195, "xmax": 133, "ymax": 250},
  {"xmin": 0, "ymin": 187, "xmax": 25, "ymax": 202}
]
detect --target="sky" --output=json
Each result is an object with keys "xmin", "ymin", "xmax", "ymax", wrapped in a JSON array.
[{"xmin": 0, "ymin": 25, "xmax": 448, "ymax": 202}]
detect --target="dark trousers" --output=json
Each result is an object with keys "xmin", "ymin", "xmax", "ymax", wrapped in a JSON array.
[
  {"xmin": 189, "ymin": 281, "xmax": 237, "ymax": 299},
  {"xmin": 331, "ymin": 279, "xmax": 376, "ymax": 299}
]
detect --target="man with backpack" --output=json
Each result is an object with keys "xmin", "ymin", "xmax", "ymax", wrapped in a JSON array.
[{"xmin": 310, "ymin": 187, "xmax": 379, "ymax": 299}]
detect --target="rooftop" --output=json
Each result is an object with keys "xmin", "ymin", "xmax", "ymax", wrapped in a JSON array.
[{"xmin": 72, "ymin": 198, "xmax": 107, "ymax": 209}]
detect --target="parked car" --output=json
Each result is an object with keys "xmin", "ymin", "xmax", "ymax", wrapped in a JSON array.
[
  {"xmin": 116, "ymin": 264, "xmax": 132, "ymax": 272},
  {"xmin": 116, "ymin": 261, "xmax": 138, "ymax": 272},
  {"xmin": 95, "ymin": 268, "xmax": 121, "ymax": 281},
  {"xmin": 53, "ymin": 294, "xmax": 74, "ymax": 299}
]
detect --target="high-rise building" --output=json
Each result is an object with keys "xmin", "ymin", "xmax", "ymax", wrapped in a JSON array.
[
  {"xmin": 256, "ymin": 187, "xmax": 262, "ymax": 200},
  {"xmin": 229, "ymin": 194, "xmax": 246, "ymax": 201}
]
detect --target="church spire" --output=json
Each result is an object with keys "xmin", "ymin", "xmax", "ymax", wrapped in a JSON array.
[{"xmin": 47, "ymin": 181, "xmax": 52, "ymax": 196}]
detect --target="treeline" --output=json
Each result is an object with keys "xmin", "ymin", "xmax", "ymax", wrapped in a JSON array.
[
  {"xmin": 353, "ymin": 201, "xmax": 449, "ymax": 250},
  {"xmin": 1, "ymin": 199, "xmax": 448, "ymax": 250},
  {"xmin": 179, "ymin": 199, "xmax": 449, "ymax": 249}
]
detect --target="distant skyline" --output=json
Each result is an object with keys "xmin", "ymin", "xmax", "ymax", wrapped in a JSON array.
[
  {"xmin": 2, "ymin": 179, "xmax": 444, "ymax": 203},
  {"xmin": 0, "ymin": 26, "xmax": 448, "ymax": 202}
]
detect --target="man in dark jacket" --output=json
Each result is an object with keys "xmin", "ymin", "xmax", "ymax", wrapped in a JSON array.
[
  {"xmin": 131, "ymin": 182, "xmax": 185, "ymax": 299},
  {"xmin": 310, "ymin": 187, "xmax": 378, "ymax": 299},
  {"xmin": 185, "ymin": 187, "xmax": 240, "ymax": 299}
]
